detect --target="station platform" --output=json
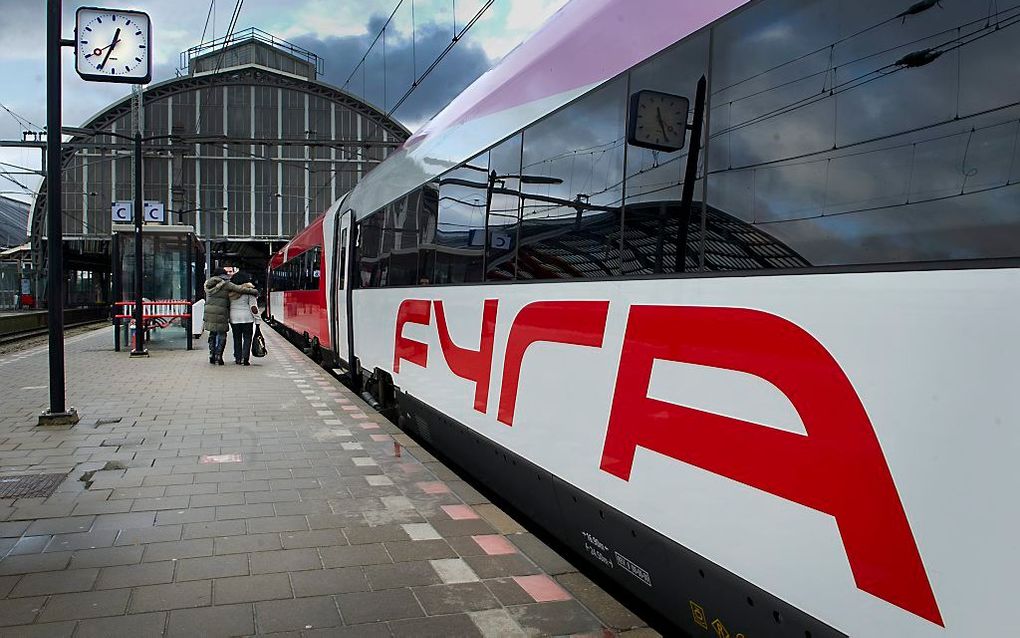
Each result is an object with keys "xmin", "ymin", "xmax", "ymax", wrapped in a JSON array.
[{"xmin": 0, "ymin": 326, "xmax": 657, "ymax": 637}]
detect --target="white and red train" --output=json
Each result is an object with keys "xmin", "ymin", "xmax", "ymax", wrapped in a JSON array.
[{"xmin": 268, "ymin": 0, "xmax": 1020, "ymax": 635}]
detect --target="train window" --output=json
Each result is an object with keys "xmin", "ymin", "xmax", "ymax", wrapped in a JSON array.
[
  {"xmin": 358, "ymin": 207, "xmax": 385, "ymax": 287},
  {"xmin": 705, "ymin": 0, "xmax": 1020, "ymax": 268},
  {"xmin": 518, "ymin": 76, "xmax": 627, "ymax": 280},
  {"xmin": 431, "ymin": 152, "xmax": 488, "ymax": 284},
  {"xmin": 338, "ymin": 226, "xmax": 347, "ymax": 290},
  {"xmin": 485, "ymin": 134, "xmax": 523, "ymax": 281},
  {"xmin": 385, "ymin": 195, "xmax": 420, "ymax": 287},
  {"xmin": 415, "ymin": 182, "xmax": 440, "ymax": 285},
  {"xmin": 621, "ymin": 28, "xmax": 709, "ymax": 275}
]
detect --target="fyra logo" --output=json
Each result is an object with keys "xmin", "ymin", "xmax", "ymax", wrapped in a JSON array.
[{"xmin": 393, "ymin": 299, "xmax": 943, "ymax": 626}]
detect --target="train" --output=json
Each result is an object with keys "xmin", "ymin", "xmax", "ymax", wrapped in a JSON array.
[{"xmin": 267, "ymin": 0, "xmax": 1020, "ymax": 635}]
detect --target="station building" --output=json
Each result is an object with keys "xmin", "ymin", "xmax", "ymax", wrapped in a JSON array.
[{"xmin": 30, "ymin": 29, "xmax": 409, "ymax": 306}]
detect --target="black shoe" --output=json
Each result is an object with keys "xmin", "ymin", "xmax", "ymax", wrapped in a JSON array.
[
  {"xmin": 217, "ymin": 357, "xmax": 225, "ymax": 366},
  {"xmin": 234, "ymin": 360, "xmax": 241, "ymax": 365},
  {"xmin": 242, "ymin": 361, "xmax": 250, "ymax": 366},
  {"xmin": 209, "ymin": 356, "xmax": 216, "ymax": 364}
]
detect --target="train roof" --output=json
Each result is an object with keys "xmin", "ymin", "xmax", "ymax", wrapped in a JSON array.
[{"xmin": 343, "ymin": 0, "xmax": 751, "ymax": 222}]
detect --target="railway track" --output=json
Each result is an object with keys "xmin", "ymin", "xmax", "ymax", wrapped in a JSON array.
[{"xmin": 0, "ymin": 320, "xmax": 108, "ymax": 346}]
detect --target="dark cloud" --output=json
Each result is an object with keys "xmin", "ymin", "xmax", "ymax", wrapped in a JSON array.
[{"xmin": 293, "ymin": 14, "xmax": 492, "ymax": 126}]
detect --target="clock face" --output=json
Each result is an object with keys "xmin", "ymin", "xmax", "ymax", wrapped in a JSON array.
[
  {"xmin": 75, "ymin": 7, "xmax": 152, "ymax": 83},
  {"xmin": 627, "ymin": 90, "xmax": 690, "ymax": 152}
]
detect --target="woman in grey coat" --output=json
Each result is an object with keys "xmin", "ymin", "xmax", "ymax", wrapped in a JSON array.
[{"xmin": 203, "ymin": 267, "xmax": 259, "ymax": 365}]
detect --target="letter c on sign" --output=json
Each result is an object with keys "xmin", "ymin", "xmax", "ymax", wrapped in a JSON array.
[{"xmin": 600, "ymin": 305, "xmax": 943, "ymax": 626}]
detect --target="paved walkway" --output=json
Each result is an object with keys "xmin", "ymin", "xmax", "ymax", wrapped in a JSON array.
[{"xmin": 0, "ymin": 326, "xmax": 656, "ymax": 637}]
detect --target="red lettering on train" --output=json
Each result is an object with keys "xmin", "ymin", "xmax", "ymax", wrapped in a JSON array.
[
  {"xmin": 434, "ymin": 299, "xmax": 499, "ymax": 413},
  {"xmin": 599, "ymin": 305, "xmax": 943, "ymax": 626},
  {"xmin": 497, "ymin": 300, "xmax": 610, "ymax": 426},
  {"xmin": 393, "ymin": 299, "xmax": 431, "ymax": 372}
]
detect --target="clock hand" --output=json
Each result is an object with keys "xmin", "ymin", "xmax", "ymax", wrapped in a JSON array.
[
  {"xmin": 656, "ymin": 107, "xmax": 668, "ymax": 140},
  {"xmin": 98, "ymin": 28, "xmax": 121, "ymax": 70}
]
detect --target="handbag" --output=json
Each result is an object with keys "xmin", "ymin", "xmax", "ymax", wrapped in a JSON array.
[{"xmin": 251, "ymin": 324, "xmax": 267, "ymax": 358}]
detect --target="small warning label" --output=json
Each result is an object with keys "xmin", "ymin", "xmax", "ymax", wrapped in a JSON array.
[{"xmin": 614, "ymin": 550, "xmax": 652, "ymax": 586}]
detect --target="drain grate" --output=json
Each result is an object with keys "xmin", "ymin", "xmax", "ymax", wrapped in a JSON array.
[{"xmin": 0, "ymin": 473, "xmax": 66, "ymax": 499}]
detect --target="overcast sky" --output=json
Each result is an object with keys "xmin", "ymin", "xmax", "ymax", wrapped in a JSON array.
[{"xmin": 0, "ymin": 0, "xmax": 570, "ymax": 203}]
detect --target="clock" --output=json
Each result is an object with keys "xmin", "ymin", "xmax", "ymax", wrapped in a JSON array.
[
  {"xmin": 74, "ymin": 7, "xmax": 152, "ymax": 84},
  {"xmin": 627, "ymin": 90, "xmax": 690, "ymax": 152}
]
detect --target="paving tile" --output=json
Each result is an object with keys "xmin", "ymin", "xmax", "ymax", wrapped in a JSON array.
[
  {"xmin": 510, "ymin": 533, "xmax": 576, "ymax": 575},
  {"xmin": 485, "ymin": 577, "xmax": 534, "ymax": 606},
  {"xmin": 175, "ymin": 554, "xmax": 249, "ymax": 581},
  {"xmin": 364, "ymin": 561, "xmax": 439, "ymax": 590},
  {"xmin": 214, "ymin": 573, "xmax": 293, "ymax": 604},
  {"xmin": 129, "ymin": 580, "xmax": 211, "ymax": 612},
  {"xmin": 255, "ymin": 596, "xmax": 341, "ymax": 633},
  {"xmin": 74, "ymin": 612, "xmax": 167, "ymax": 638},
  {"xmin": 37, "ymin": 589, "xmax": 130, "ymax": 622},
  {"xmin": 556, "ymin": 571, "xmax": 648, "ymax": 631},
  {"xmin": 142, "ymin": 538, "xmax": 213, "ymax": 562},
  {"xmin": 66, "ymin": 543, "xmax": 142, "ymax": 567},
  {"xmin": 154, "ymin": 507, "xmax": 217, "ymax": 525},
  {"xmin": 114, "ymin": 525, "xmax": 183, "ymax": 546},
  {"xmin": 24, "ymin": 517, "xmax": 94, "ymax": 536},
  {"xmin": 246, "ymin": 515, "xmax": 309, "ymax": 534},
  {"xmin": 0, "ymin": 552, "xmax": 71, "ymax": 575},
  {"xmin": 389, "ymin": 612, "xmax": 484, "ymax": 638},
  {"xmin": 0, "ymin": 597, "xmax": 46, "ymax": 626},
  {"xmin": 9, "ymin": 568, "xmax": 98, "ymax": 597},
  {"xmin": 91, "ymin": 512, "xmax": 157, "ymax": 530},
  {"xmin": 302, "ymin": 622, "xmax": 390, "ymax": 638},
  {"xmin": 131, "ymin": 496, "xmax": 191, "ymax": 511},
  {"xmin": 384, "ymin": 539, "xmax": 456, "ymax": 563},
  {"xmin": 213, "ymin": 532, "xmax": 282, "ymax": 555},
  {"xmin": 413, "ymin": 582, "xmax": 500, "ymax": 615},
  {"xmin": 513, "ymin": 574, "xmax": 572, "ymax": 602},
  {"xmin": 467, "ymin": 609, "xmax": 528, "ymax": 638},
  {"xmin": 505, "ymin": 600, "xmax": 604, "ymax": 636},
  {"xmin": 167, "ymin": 602, "xmax": 254, "ymax": 638},
  {"xmin": 0, "ymin": 574, "xmax": 20, "ymax": 598},
  {"xmin": 44, "ymin": 529, "xmax": 119, "ymax": 553},
  {"xmin": 0, "ymin": 521, "xmax": 31, "ymax": 538},
  {"xmin": 335, "ymin": 588, "xmax": 425, "ymax": 625},
  {"xmin": 8, "ymin": 536, "xmax": 51, "ymax": 555},
  {"xmin": 463, "ymin": 554, "xmax": 542, "ymax": 579},
  {"xmin": 181, "ymin": 519, "xmax": 247, "ymax": 539},
  {"xmin": 319, "ymin": 544, "xmax": 392, "ymax": 568},
  {"xmin": 279, "ymin": 529, "xmax": 345, "ymax": 549},
  {"xmin": 215, "ymin": 504, "xmax": 275, "ymax": 520},
  {"xmin": 343, "ymin": 525, "xmax": 410, "ymax": 545},
  {"xmin": 95, "ymin": 561, "xmax": 176, "ymax": 589},
  {"xmin": 290, "ymin": 567, "xmax": 369, "ymax": 597},
  {"xmin": 0, "ymin": 620, "xmax": 77, "ymax": 637},
  {"xmin": 250, "ymin": 548, "xmax": 322, "ymax": 574}
]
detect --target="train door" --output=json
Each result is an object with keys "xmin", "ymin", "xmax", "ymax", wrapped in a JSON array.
[{"xmin": 330, "ymin": 209, "xmax": 352, "ymax": 368}]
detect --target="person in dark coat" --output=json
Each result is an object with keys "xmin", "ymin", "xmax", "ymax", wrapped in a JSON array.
[{"xmin": 204, "ymin": 267, "xmax": 259, "ymax": 365}]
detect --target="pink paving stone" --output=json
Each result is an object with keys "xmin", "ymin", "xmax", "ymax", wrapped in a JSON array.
[
  {"xmin": 359, "ymin": 423, "xmax": 380, "ymax": 430},
  {"xmin": 416, "ymin": 481, "xmax": 451, "ymax": 495},
  {"xmin": 370, "ymin": 434, "xmax": 391, "ymax": 442},
  {"xmin": 341, "ymin": 405, "xmax": 359, "ymax": 412},
  {"xmin": 441, "ymin": 504, "xmax": 480, "ymax": 520},
  {"xmin": 352, "ymin": 413, "xmax": 370, "ymax": 420},
  {"xmin": 472, "ymin": 534, "xmax": 518, "ymax": 555},
  {"xmin": 199, "ymin": 454, "xmax": 242, "ymax": 464},
  {"xmin": 513, "ymin": 575, "xmax": 572, "ymax": 602}
]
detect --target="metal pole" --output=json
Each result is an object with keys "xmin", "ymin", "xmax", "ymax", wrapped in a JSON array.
[
  {"xmin": 112, "ymin": 233, "xmax": 121, "ymax": 351},
  {"xmin": 185, "ymin": 234, "xmax": 193, "ymax": 351},
  {"xmin": 130, "ymin": 131, "xmax": 147, "ymax": 356},
  {"xmin": 39, "ymin": 0, "xmax": 78, "ymax": 425},
  {"xmin": 676, "ymin": 75, "xmax": 707, "ymax": 273}
]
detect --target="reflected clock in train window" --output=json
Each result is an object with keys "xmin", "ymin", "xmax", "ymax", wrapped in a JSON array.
[
  {"xmin": 627, "ymin": 90, "xmax": 690, "ymax": 152},
  {"xmin": 75, "ymin": 7, "xmax": 152, "ymax": 84}
]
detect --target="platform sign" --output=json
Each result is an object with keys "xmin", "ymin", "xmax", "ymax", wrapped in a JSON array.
[
  {"xmin": 143, "ymin": 201, "xmax": 165, "ymax": 223},
  {"xmin": 112, "ymin": 201, "xmax": 133, "ymax": 222}
]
